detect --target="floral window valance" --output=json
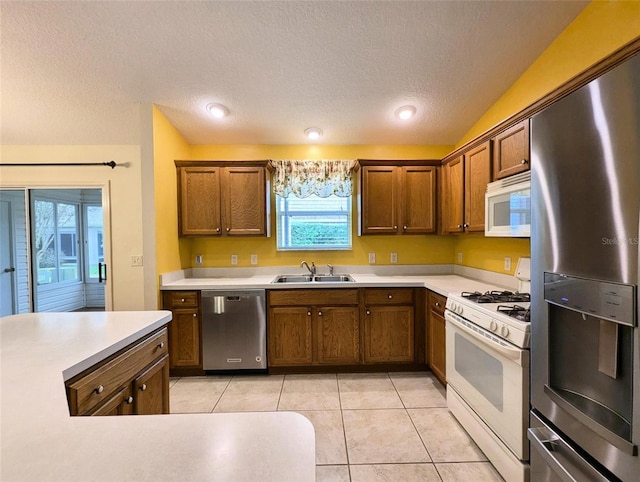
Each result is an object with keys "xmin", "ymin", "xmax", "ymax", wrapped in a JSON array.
[{"xmin": 272, "ymin": 159, "xmax": 356, "ymax": 198}]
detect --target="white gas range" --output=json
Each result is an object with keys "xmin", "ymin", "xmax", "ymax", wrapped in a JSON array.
[{"xmin": 445, "ymin": 259, "xmax": 532, "ymax": 482}]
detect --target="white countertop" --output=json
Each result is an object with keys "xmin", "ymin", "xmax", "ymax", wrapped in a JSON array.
[
  {"xmin": 0, "ymin": 311, "xmax": 315, "ymax": 481},
  {"xmin": 161, "ymin": 273, "xmax": 509, "ymax": 297}
]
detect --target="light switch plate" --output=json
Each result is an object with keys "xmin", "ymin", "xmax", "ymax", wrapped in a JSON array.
[
  {"xmin": 457, "ymin": 252, "xmax": 463, "ymax": 263},
  {"xmin": 368, "ymin": 253, "xmax": 376, "ymax": 264},
  {"xmin": 504, "ymin": 257, "xmax": 512, "ymax": 271},
  {"xmin": 231, "ymin": 254, "xmax": 238, "ymax": 265},
  {"xmin": 250, "ymin": 254, "xmax": 258, "ymax": 265},
  {"xmin": 131, "ymin": 255, "xmax": 143, "ymax": 267},
  {"xmin": 390, "ymin": 252, "xmax": 398, "ymax": 263}
]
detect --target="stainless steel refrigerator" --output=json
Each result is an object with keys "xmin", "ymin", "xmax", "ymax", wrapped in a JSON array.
[{"xmin": 530, "ymin": 52, "xmax": 640, "ymax": 481}]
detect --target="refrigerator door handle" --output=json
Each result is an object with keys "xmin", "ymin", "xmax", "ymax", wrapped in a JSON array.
[{"xmin": 528, "ymin": 426, "xmax": 609, "ymax": 482}]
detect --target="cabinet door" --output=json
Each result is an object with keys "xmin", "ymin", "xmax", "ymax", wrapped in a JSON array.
[
  {"xmin": 492, "ymin": 120, "xmax": 530, "ymax": 180},
  {"xmin": 445, "ymin": 156, "xmax": 464, "ymax": 233},
  {"xmin": 361, "ymin": 166, "xmax": 398, "ymax": 234},
  {"xmin": 91, "ymin": 385, "xmax": 134, "ymax": 416},
  {"xmin": 222, "ymin": 166, "xmax": 266, "ymax": 236},
  {"xmin": 268, "ymin": 307, "xmax": 313, "ymax": 366},
  {"xmin": 133, "ymin": 355, "xmax": 170, "ymax": 415},
  {"xmin": 427, "ymin": 292, "xmax": 447, "ymax": 386},
  {"xmin": 363, "ymin": 305, "xmax": 414, "ymax": 363},
  {"xmin": 170, "ymin": 309, "xmax": 200, "ymax": 368},
  {"xmin": 316, "ymin": 306, "xmax": 360, "ymax": 365},
  {"xmin": 400, "ymin": 166, "xmax": 436, "ymax": 234},
  {"xmin": 178, "ymin": 167, "xmax": 221, "ymax": 236},
  {"xmin": 464, "ymin": 141, "xmax": 491, "ymax": 232}
]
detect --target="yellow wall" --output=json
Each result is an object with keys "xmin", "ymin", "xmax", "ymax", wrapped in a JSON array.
[
  {"xmin": 453, "ymin": 235, "xmax": 530, "ymax": 276},
  {"xmin": 457, "ymin": 0, "xmax": 640, "ymax": 147}
]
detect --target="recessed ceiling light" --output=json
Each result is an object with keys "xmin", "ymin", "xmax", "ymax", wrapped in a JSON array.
[
  {"xmin": 207, "ymin": 103, "xmax": 229, "ymax": 118},
  {"xmin": 304, "ymin": 127, "xmax": 323, "ymax": 140},
  {"xmin": 395, "ymin": 105, "xmax": 416, "ymax": 120}
]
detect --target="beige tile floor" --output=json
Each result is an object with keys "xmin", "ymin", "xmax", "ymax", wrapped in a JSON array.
[{"xmin": 169, "ymin": 372, "xmax": 503, "ymax": 482}]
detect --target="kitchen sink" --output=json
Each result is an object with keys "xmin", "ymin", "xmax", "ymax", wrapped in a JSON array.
[{"xmin": 271, "ymin": 274, "xmax": 355, "ymax": 283}]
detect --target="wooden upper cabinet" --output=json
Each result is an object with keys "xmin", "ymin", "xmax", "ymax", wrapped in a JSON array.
[
  {"xmin": 464, "ymin": 141, "xmax": 491, "ymax": 232},
  {"xmin": 492, "ymin": 120, "xmax": 530, "ymax": 180},
  {"xmin": 178, "ymin": 167, "xmax": 221, "ymax": 236},
  {"xmin": 176, "ymin": 161, "xmax": 270, "ymax": 237},
  {"xmin": 360, "ymin": 161, "xmax": 437, "ymax": 235},
  {"xmin": 444, "ymin": 156, "xmax": 464, "ymax": 232},
  {"xmin": 443, "ymin": 142, "xmax": 491, "ymax": 233}
]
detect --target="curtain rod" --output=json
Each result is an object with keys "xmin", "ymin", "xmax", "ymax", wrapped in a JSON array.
[{"xmin": 0, "ymin": 161, "xmax": 118, "ymax": 169}]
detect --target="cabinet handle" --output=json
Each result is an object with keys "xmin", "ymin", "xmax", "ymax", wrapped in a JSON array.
[
  {"xmin": 216, "ymin": 227, "xmax": 221, "ymax": 233},
  {"xmin": 388, "ymin": 294, "xmax": 393, "ymax": 299},
  {"xmin": 157, "ymin": 341, "xmax": 165, "ymax": 349},
  {"xmin": 95, "ymin": 384, "xmax": 105, "ymax": 394},
  {"xmin": 521, "ymin": 159, "xmax": 528, "ymax": 165},
  {"xmin": 366, "ymin": 310, "xmax": 371, "ymax": 315},
  {"xmin": 318, "ymin": 311, "xmax": 323, "ymax": 316},
  {"xmin": 307, "ymin": 311, "xmax": 311, "ymax": 316},
  {"xmin": 126, "ymin": 396, "xmax": 134, "ymax": 404},
  {"xmin": 140, "ymin": 384, "xmax": 147, "ymax": 392}
]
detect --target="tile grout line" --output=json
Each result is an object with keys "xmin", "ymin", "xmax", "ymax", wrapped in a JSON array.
[
  {"xmin": 209, "ymin": 375, "xmax": 233, "ymax": 413},
  {"xmin": 335, "ymin": 373, "xmax": 354, "ymax": 482}
]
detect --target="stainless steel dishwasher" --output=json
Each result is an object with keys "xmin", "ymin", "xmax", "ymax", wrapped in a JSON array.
[{"xmin": 201, "ymin": 289, "xmax": 267, "ymax": 371}]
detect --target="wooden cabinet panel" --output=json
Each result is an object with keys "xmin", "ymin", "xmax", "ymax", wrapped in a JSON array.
[
  {"xmin": 316, "ymin": 306, "xmax": 360, "ymax": 365},
  {"xmin": 268, "ymin": 307, "xmax": 313, "ymax": 366},
  {"xmin": 363, "ymin": 288, "xmax": 414, "ymax": 305},
  {"xmin": 269, "ymin": 289, "xmax": 359, "ymax": 307},
  {"xmin": 170, "ymin": 310, "xmax": 200, "ymax": 368},
  {"xmin": 178, "ymin": 167, "xmax": 221, "ymax": 236},
  {"xmin": 223, "ymin": 166, "xmax": 266, "ymax": 236},
  {"xmin": 361, "ymin": 166, "xmax": 398, "ymax": 234},
  {"xmin": 464, "ymin": 141, "xmax": 492, "ymax": 232},
  {"xmin": 401, "ymin": 166, "xmax": 436, "ymax": 233},
  {"xmin": 164, "ymin": 291, "xmax": 198, "ymax": 309},
  {"xmin": 133, "ymin": 355, "xmax": 170, "ymax": 415},
  {"xmin": 427, "ymin": 291, "xmax": 447, "ymax": 386},
  {"xmin": 492, "ymin": 120, "xmax": 530, "ymax": 180},
  {"xmin": 91, "ymin": 386, "xmax": 134, "ymax": 416},
  {"xmin": 364, "ymin": 305, "xmax": 414, "ymax": 363},
  {"xmin": 445, "ymin": 156, "xmax": 464, "ymax": 232}
]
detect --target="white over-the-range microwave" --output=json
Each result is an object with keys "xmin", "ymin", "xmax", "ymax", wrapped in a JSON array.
[{"xmin": 485, "ymin": 170, "xmax": 531, "ymax": 237}]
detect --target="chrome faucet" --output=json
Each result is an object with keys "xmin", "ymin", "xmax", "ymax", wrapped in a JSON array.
[
  {"xmin": 327, "ymin": 264, "xmax": 334, "ymax": 275},
  {"xmin": 300, "ymin": 260, "xmax": 316, "ymax": 276}
]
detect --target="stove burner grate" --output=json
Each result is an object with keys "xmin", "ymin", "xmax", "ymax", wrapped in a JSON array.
[
  {"xmin": 497, "ymin": 304, "xmax": 531, "ymax": 322},
  {"xmin": 461, "ymin": 290, "xmax": 530, "ymax": 304}
]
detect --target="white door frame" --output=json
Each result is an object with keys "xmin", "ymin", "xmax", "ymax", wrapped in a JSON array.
[
  {"xmin": 0, "ymin": 199, "xmax": 17, "ymax": 315},
  {"xmin": 0, "ymin": 181, "xmax": 113, "ymax": 311}
]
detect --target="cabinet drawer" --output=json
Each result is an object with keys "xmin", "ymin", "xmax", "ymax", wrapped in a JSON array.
[
  {"xmin": 268, "ymin": 289, "xmax": 359, "ymax": 306},
  {"xmin": 164, "ymin": 291, "xmax": 199, "ymax": 309},
  {"xmin": 428, "ymin": 291, "xmax": 447, "ymax": 316},
  {"xmin": 67, "ymin": 328, "xmax": 168, "ymax": 416},
  {"xmin": 364, "ymin": 288, "xmax": 414, "ymax": 305}
]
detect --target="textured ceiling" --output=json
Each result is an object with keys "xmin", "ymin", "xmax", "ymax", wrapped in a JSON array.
[{"xmin": 1, "ymin": 1, "xmax": 588, "ymax": 146}]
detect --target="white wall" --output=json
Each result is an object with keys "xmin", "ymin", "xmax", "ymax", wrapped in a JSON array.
[{"xmin": 0, "ymin": 145, "xmax": 147, "ymax": 311}]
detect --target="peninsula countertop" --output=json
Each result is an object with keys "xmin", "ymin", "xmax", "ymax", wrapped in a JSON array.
[{"xmin": 0, "ymin": 311, "xmax": 315, "ymax": 481}]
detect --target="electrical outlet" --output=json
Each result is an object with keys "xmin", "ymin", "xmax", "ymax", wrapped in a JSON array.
[
  {"xmin": 504, "ymin": 257, "xmax": 512, "ymax": 271},
  {"xmin": 195, "ymin": 254, "xmax": 203, "ymax": 265},
  {"xmin": 368, "ymin": 252, "xmax": 376, "ymax": 264},
  {"xmin": 457, "ymin": 252, "xmax": 463, "ymax": 263},
  {"xmin": 250, "ymin": 254, "xmax": 258, "ymax": 265},
  {"xmin": 231, "ymin": 254, "xmax": 238, "ymax": 265},
  {"xmin": 390, "ymin": 252, "xmax": 398, "ymax": 263},
  {"xmin": 131, "ymin": 255, "xmax": 143, "ymax": 267}
]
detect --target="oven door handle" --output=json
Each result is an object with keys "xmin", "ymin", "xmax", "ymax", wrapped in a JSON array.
[{"xmin": 446, "ymin": 312, "xmax": 525, "ymax": 366}]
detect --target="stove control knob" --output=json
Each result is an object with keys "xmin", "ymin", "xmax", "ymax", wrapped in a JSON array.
[
  {"xmin": 489, "ymin": 320, "xmax": 498, "ymax": 332},
  {"xmin": 500, "ymin": 325, "xmax": 510, "ymax": 338}
]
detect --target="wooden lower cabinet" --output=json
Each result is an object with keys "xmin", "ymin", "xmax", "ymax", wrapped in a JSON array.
[
  {"xmin": 363, "ymin": 304, "xmax": 414, "ymax": 363},
  {"xmin": 268, "ymin": 307, "xmax": 313, "ymax": 366},
  {"xmin": 162, "ymin": 291, "xmax": 202, "ymax": 373},
  {"xmin": 427, "ymin": 291, "xmax": 447, "ymax": 385},
  {"xmin": 66, "ymin": 327, "xmax": 170, "ymax": 416},
  {"xmin": 316, "ymin": 306, "xmax": 360, "ymax": 365}
]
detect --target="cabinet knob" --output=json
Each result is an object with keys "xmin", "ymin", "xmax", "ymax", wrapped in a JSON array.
[
  {"xmin": 226, "ymin": 227, "xmax": 230, "ymax": 232},
  {"xmin": 435, "ymin": 302, "xmax": 441, "ymax": 307},
  {"xmin": 307, "ymin": 311, "xmax": 311, "ymax": 316},
  {"xmin": 388, "ymin": 294, "xmax": 393, "ymax": 299},
  {"xmin": 318, "ymin": 311, "xmax": 323, "ymax": 316},
  {"xmin": 193, "ymin": 313, "xmax": 197, "ymax": 317},
  {"xmin": 216, "ymin": 227, "xmax": 221, "ymax": 233},
  {"xmin": 126, "ymin": 396, "xmax": 134, "ymax": 404},
  {"xmin": 95, "ymin": 385, "xmax": 104, "ymax": 394},
  {"xmin": 463, "ymin": 223, "xmax": 469, "ymax": 228},
  {"xmin": 140, "ymin": 384, "xmax": 147, "ymax": 392},
  {"xmin": 393, "ymin": 225, "xmax": 398, "ymax": 230},
  {"xmin": 521, "ymin": 159, "xmax": 528, "ymax": 165},
  {"xmin": 157, "ymin": 342, "xmax": 165, "ymax": 349},
  {"xmin": 180, "ymin": 298, "xmax": 185, "ymax": 302},
  {"xmin": 366, "ymin": 310, "xmax": 371, "ymax": 315},
  {"xmin": 403, "ymin": 225, "xmax": 407, "ymax": 231},
  {"xmin": 457, "ymin": 224, "xmax": 462, "ymax": 229}
]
